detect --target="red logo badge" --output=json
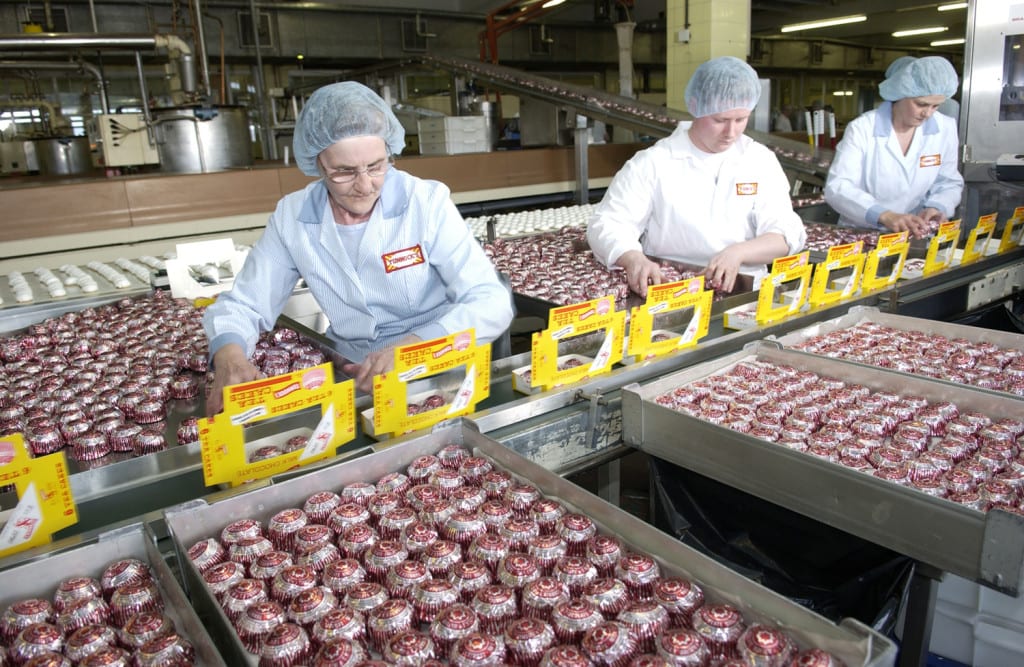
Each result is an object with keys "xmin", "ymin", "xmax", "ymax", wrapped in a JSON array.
[
  {"xmin": 919, "ymin": 154, "xmax": 941, "ymax": 168},
  {"xmin": 382, "ymin": 245, "xmax": 425, "ymax": 273},
  {"xmin": 735, "ymin": 182, "xmax": 758, "ymax": 196}
]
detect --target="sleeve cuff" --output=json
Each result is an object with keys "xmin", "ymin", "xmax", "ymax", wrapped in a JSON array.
[
  {"xmin": 866, "ymin": 204, "xmax": 886, "ymax": 228},
  {"xmin": 411, "ymin": 323, "xmax": 447, "ymax": 345},
  {"xmin": 208, "ymin": 332, "xmax": 249, "ymax": 365}
]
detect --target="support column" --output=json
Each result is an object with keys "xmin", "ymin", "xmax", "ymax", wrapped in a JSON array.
[{"xmin": 665, "ymin": 0, "xmax": 750, "ymax": 113}]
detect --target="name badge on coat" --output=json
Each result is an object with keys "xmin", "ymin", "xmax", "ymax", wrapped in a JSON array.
[
  {"xmin": 382, "ymin": 245, "xmax": 425, "ymax": 273},
  {"xmin": 919, "ymin": 154, "xmax": 941, "ymax": 168},
  {"xmin": 735, "ymin": 182, "xmax": 758, "ymax": 196}
]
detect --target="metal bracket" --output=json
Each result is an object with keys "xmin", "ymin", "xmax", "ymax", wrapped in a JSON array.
[{"xmin": 966, "ymin": 264, "xmax": 1024, "ymax": 311}]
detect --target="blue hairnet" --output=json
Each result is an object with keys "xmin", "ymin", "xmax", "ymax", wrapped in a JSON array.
[
  {"xmin": 885, "ymin": 56, "xmax": 916, "ymax": 79},
  {"xmin": 684, "ymin": 57, "xmax": 761, "ymax": 118},
  {"xmin": 879, "ymin": 56, "xmax": 958, "ymax": 101},
  {"xmin": 293, "ymin": 81, "xmax": 405, "ymax": 177}
]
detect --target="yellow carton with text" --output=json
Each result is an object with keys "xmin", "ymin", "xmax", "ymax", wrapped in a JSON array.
[
  {"xmin": 810, "ymin": 241, "xmax": 865, "ymax": 307},
  {"xmin": 962, "ymin": 213, "xmax": 997, "ymax": 264},
  {"xmin": 861, "ymin": 231, "xmax": 909, "ymax": 292},
  {"xmin": 627, "ymin": 276, "xmax": 711, "ymax": 362},
  {"xmin": 531, "ymin": 295, "xmax": 626, "ymax": 390},
  {"xmin": 923, "ymin": 220, "xmax": 961, "ymax": 276}
]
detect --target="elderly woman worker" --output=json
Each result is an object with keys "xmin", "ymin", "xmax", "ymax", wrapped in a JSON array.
[
  {"xmin": 587, "ymin": 56, "xmax": 806, "ymax": 295},
  {"xmin": 203, "ymin": 82, "xmax": 513, "ymax": 414},
  {"xmin": 825, "ymin": 56, "xmax": 963, "ymax": 239}
]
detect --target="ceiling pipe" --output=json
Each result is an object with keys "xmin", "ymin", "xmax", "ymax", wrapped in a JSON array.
[{"xmin": 0, "ymin": 58, "xmax": 109, "ymax": 113}]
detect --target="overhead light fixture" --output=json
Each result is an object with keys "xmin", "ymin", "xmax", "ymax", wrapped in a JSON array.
[
  {"xmin": 778, "ymin": 14, "xmax": 868, "ymax": 32},
  {"xmin": 893, "ymin": 26, "xmax": 949, "ymax": 37},
  {"xmin": 542, "ymin": 0, "xmax": 566, "ymax": 7},
  {"xmin": 832, "ymin": 91, "xmax": 854, "ymax": 96},
  {"xmin": 931, "ymin": 38, "xmax": 965, "ymax": 46},
  {"xmin": 937, "ymin": 3, "xmax": 968, "ymax": 11}
]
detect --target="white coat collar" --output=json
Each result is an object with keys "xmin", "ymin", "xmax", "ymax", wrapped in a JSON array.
[
  {"xmin": 873, "ymin": 101, "xmax": 940, "ymax": 138},
  {"xmin": 664, "ymin": 122, "xmax": 750, "ymax": 160},
  {"xmin": 296, "ymin": 168, "xmax": 413, "ymax": 225}
]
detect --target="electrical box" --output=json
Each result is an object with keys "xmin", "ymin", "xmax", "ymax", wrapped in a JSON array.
[{"xmin": 98, "ymin": 113, "xmax": 160, "ymax": 167}]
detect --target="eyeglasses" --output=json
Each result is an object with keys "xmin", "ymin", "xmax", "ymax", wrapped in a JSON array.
[{"xmin": 323, "ymin": 156, "xmax": 394, "ymax": 184}]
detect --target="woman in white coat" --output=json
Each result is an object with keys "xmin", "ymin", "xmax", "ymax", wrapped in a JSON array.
[
  {"xmin": 825, "ymin": 56, "xmax": 963, "ymax": 239},
  {"xmin": 587, "ymin": 56, "xmax": 806, "ymax": 295}
]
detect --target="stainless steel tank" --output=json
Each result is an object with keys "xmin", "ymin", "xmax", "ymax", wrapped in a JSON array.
[
  {"xmin": 151, "ymin": 105, "xmax": 253, "ymax": 173},
  {"xmin": 27, "ymin": 136, "xmax": 94, "ymax": 176}
]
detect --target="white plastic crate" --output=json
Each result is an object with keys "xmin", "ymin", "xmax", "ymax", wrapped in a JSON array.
[
  {"xmin": 979, "ymin": 585, "xmax": 1024, "ymax": 626},
  {"xmin": 973, "ymin": 616, "xmax": 1024, "ymax": 667},
  {"xmin": 928, "ymin": 599, "xmax": 978, "ymax": 666},
  {"xmin": 417, "ymin": 115, "xmax": 487, "ymax": 134},
  {"xmin": 419, "ymin": 134, "xmax": 491, "ymax": 155},
  {"xmin": 938, "ymin": 573, "xmax": 983, "ymax": 609},
  {"xmin": 417, "ymin": 115, "xmax": 490, "ymax": 155}
]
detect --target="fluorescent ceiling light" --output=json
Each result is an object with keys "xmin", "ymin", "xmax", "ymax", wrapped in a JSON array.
[
  {"xmin": 893, "ymin": 26, "xmax": 949, "ymax": 37},
  {"xmin": 937, "ymin": 3, "xmax": 968, "ymax": 11},
  {"xmin": 832, "ymin": 91, "xmax": 854, "ymax": 96},
  {"xmin": 780, "ymin": 14, "xmax": 866, "ymax": 33},
  {"xmin": 931, "ymin": 38, "xmax": 965, "ymax": 46},
  {"xmin": 542, "ymin": 0, "xmax": 566, "ymax": 7}
]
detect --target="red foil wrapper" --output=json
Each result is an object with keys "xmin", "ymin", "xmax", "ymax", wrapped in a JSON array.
[
  {"xmin": 53, "ymin": 577, "xmax": 102, "ymax": 612},
  {"xmin": 339, "ymin": 482, "xmax": 377, "ymax": 507},
  {"xmin": 469, "ymin": 533, "xmax": 511, "ymax": 575},
  {"xmin": 64, "ymin": 624, "xmax": 118, "ymax": 662},
  {"xmin": 259, "ymin": 622, "xmax": 312, "ymax": 667},
  {"xmin": 271, "ymin": 565, "xmax": 319, "ymax": 603},
  {"xmin": 304, "ymin": 491, "xmax": 343, "ymax": 525},
  {"xmin": 540, "ymin": 644, "xmax": 592, "ymax": 667},
  {"xmin": 386, "ymin": 560, "xmax": 430, "ymax": 599},
  {"xmin": 449, "ymin": 484, "xmax": 486, "ymax": 512},
  {"xmin": 407, "ymin": 455, "xmax": 442, "ymax": 484},
  {"xmin": 653, "ymin": 577, "xmax": 705, "ymax": 628},
  {"xmin": 551, "ymin": 599, "xmax": 604, "ymax": 645},
  {"xmin": 481, "ymin": 469, "xmax": 515, "ymax": 500},
  {"xmin": 366, "ymin": 598, "xmax": 414, "ymax": 653},
  {"xmin": 438, "ymin": 444, "xmax": 470, "ymax": 470},
  {"xmin": 329, "ymin": 503, "xmax": 371, "ymax": 538},
  {"xmin": 343, "ymin": 582, "xmax": 389, "ymax": 615},
  {"xmin": 586, "ymin": 535, "xmax": 624, "ymax": 578},
  {"xmin": 450, "ymin": 631, "xmax": 507, "ymax": 667},
  {"xmin": 1, "ymin": 599, "xmax": 55, "ymax": 644},
  {"xmin": 383, "ymin": 629, "xmax": 436, "ymax": 664},
  {"xmin": 295, "ymin": 523, "xmax": 333, "ymax": 553},
  {"xmin": 367, "ymin": 492, "xmax": 405, "ymax": 528},
  {"xmin": 10, "ymin": 623, "xmax": 64, "ymax": 664},
  {"xmin": 528, "ymin": 534, "xmax": 569, "ymax": 576},
  {"xmin": 296, "ymin": 541, "xmax": 342, "ymax": 575},
  {"xmin": 444, "ymin": 511, "xmax": 489, "ymax": 548},
  {"xmin": 471, "ymin": 584, "xmax": 519, "ymax": 635},
  {"xmin": 100, "ymin": 558, "xmax": 152, "ymax": 598},
  {"xmin": 338, "ymin": 524, "xmax": 377, "ymax": 561},
  {"xmin": 109, "ymin": 580, "xmax": 162, "ymax": 626},
  {"xmin": 581, "ymin": 621, "xmax": 639, "ymax": 667},
  {"xmin": 505, "ymin": 617, "xmax": 556, "ymax": 667},
  {"xmin": 497, "ymin": 553, "xmax": 542, "ymax": 591},
  {"xmin": 118, "ymin": 610, "xmax": 175, "ymax": 649},
  {"xmin": 522, "ymin": 577, "xmax": 571, "ymax": 622},
  {"xmin": 288, "ymin": 586, "xmax": 338, "ymax": 631},
  {"xmin": 134, "ymin": 632, "xmax": 196, "ymax": 667},
  {"xmin": 431, "ymin": 469, "xmax": 467, "ymax": 498},
  {"xmin": 364, "ymin": 540, "xmax": 408, "ymax": 584},
  {"xmin": 478, "ymin": 500, "xmax": 515, "ymax": 534},
  {"xmin": 583, "ymin": 578, "xmax": 631, "ymax": 621},
  {"xmin": 375, "ymin": 473, "xmax": 410, "ymax": 497},
  {"xmin": 501, "ymin": 517, "xmax": 541, "ymax": 552},
  {"xmin": 310, "ymin": 638, "xmax": 367, "ymax": 667},
  {"xmin": 736, "ymin": 624, "xmax": 795, "ymax": 667},
  {"xmin": 504, "ymin": 484, "xmax": 543, "ymax": 518},
  {"xmin": 692, "ymin": 604, "xmax": 745, "ymax": 661},
  {"xmin": 221, "ymin": 518, "xmax": 264, "ymax": 545},
  {"xmin": 321, "ymin": 558, "xmax": 366, "ymax": 595},
  {"xmin": 269, "ymin": 508, "xmax": 310, "ymax": 552},
  {"xmin": 203, "ymin": 560, "xmax": 247, "ymax": 600},
  {"xmin": 430, "ymin": 603, "xmax": 481, "ymax": 657},
  {"xmin": 419, "ymin": 498, "xmax": 457, "ymax": 532},
  {"xmin": 250, "ymin": 550, "xmax": 294, "ymax": 583},
  {"xmin": 614, "ymin": 553, "xmax": 661, "ymax": 600},
  {"xmin": 222, "ymin": 578, "xmax": 269, "ymax": 621},
  {"xmin": 617, "ymin": 600, "xmax": 669, "ymax": 653},
  {"xmin": 229, "ymin": 536, "xmax": 275, "ymax": 568},
  {"xmin": 552, "ymin": 556, "xmax": 598, "ymax": 597},
  {"xmin": 401, "ymin": 521, "xmax": 440, "ymax": 560},
  {"xmin": 556, "ymin": 514, "xmax": 597, "ymax": 557},
  {"xmin": 411, "ymin": 579, "xmax": 459, "ymax": 623},
  {"xmin": 78, "ymin": 646, "xmax": 131, "ymax": 667},
  {"xmin": 531, "ymin": 499, "xmax": 567, "ymax": 535},
  {"xmin": 449, "ymin": 560, "xmax": 494, "ymax": 603},
  {"xmin": 791, "ymin": 648, "xmax": 846, "ymax": 667},
  {"xmin": 311, "ymin": 607, "xmax": 366, "ymax": 648},
  {"xmin": 458, "ymin": 456, "xmax": 494, "ymax": 486},
  {"xmin": 654, "ymin": 627, "xmax": 710, "ymax": 666},
  {"xmin": 380, "ymin": 507, "xmax": 419, "ymax": 541},
  {"xmin": 422, "ymin": 539, "xmax": 463, "ymax": 578},
  {"xmin": 236, "ymin": 600, "xmax": 287, "ymax": 653}
]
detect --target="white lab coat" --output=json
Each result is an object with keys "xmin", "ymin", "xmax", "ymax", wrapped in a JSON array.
[
  {"xmin": 587, "ymin": 123, "xmax": 806, "ymax": 282},
  {"xmin": 824, "ymin": 102, "xmax": 963, "ymax": 230}
]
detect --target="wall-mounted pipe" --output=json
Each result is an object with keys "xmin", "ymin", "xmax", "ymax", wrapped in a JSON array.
[
  {"xmin": 0, "ymin": 34, "xmax": 196, "ymax": 94},
  {"xmin": 191, "ymin": 0, "xmax": 212, "ymax": 98},
  {"xmin": 0, "ymin": 59, "xmax": 109, "ymax": 113}
]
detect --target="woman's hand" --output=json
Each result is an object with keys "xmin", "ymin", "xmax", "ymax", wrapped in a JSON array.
[
  {"xmin": 879, "ymin": 211, "xmax": 930, "ymax": 239},
  {"xmin": 616, "ymin": 250, "xmax": 663, "ymax": 297},
  {"xmin": 704, "ymin": 245, "xmax": 745, "ymax": 293},
  {"xmin": 342, "ymin": 334, "xmax": 422, "ymax": 393},
  {"xmin": 206, "ymin": 344, "xmax": 262, "ymax": 417}
]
